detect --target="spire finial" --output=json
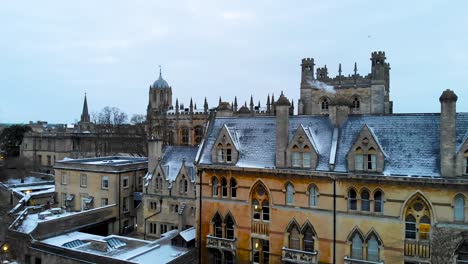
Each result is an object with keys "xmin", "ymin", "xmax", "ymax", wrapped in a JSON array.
[
  {"xmin": 354, "ymin": 62, "xmax": 357, "ymax": 75},
  {"xmin": 338, "ymin": 63, "xmax": 342, "ymax": 76},
  {"xmin": 159, "ymin": 65, "xmax": 162, "ymax": 77}
]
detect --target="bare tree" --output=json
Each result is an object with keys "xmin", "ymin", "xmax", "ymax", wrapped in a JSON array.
[{"xmin": 130, "ymin": 114, "xmax": 146, "ymax": 125}]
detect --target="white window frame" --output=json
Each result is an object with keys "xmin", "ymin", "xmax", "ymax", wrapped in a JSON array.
[
  {"xmin": 80, "ymin": 174, "xmax": 87, "ymax": 187},
  {"xmin": 101, "ymin": 198, "xmax": 109, "ymax": 206},
  {"xmin": 123, "ymin": 197, "xmax": 129, "ymax": 212}
]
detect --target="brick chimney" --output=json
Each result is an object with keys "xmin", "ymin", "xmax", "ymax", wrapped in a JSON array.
[
  {"xmin": 275, "ymin": 92, "xmax": 291, "ymax": 167},
  {"xmin": 439, "ymin": 89, "xmax": 458, "ymax": 177}
]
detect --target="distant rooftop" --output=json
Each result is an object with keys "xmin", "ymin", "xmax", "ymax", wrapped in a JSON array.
[{"xmin": 55, "ymin": 156, "xmax": 148, "ymax": 172}]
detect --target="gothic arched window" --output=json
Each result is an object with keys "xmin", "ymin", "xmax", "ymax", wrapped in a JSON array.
[
  {"xmin": 320, "ymin": 97, "xmax": 329, "ymax": 111},
  {"xmin": 225, "ymin": 214, "xmax": 235, "ymax": 239},
  {"xmin": 288, "ymin": 223, "xmax": 301, "ymax": 250},
  {"xmin": 348, "ymin": 188, "xmax": 357, "ymax": 210},
  {"xmin": 181, "ymin": 127, "xmax": 189, "ymax": 145},
  {"xmin": 212, "ymin": 213, "xmax": 223, "ymax": 238},
  {"xmin": 352, "ymin": 96, "xmax": 360, "ymax": 111},
  {"xmin": 212, "ymin": 177, "xmax": 219, "ymax": 197},
  {"xmin": 454, "ymin": 194, "xmax": 465, "ymax": 221},
  {"xmin": 309, "ymin": 185, "xmax": 318, "ymax": 207},
  {"xmin": 194, "ymin": 126, "xmax": 204, "ymax": 145},
  {"xmin": 351, "ymin": 233, "xmax": 363, "ymax": 259},
  {"xmin": 221, "ymin": 177, "xmax": 228, "ymax": 197},
  {"xmin": 286, "ymin": 183, "xmax": 294, "ymax": 205},
  {"xmin": 361, "ymin": 189, "xmax": 370, "ymax": 211},
  {"xmin": 230, "ymin": 178, "xmax": 237, "ymax": 198},
  {"xmin": 374, "ymin": 190, "xmax": 383, "ymax": 213},
  {"xmin": 367, "ymin": 234, "xmax": 380, "ymax": 262}
]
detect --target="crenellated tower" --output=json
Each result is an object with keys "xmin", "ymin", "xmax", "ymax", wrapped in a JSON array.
[{"xmin": 299, "ymin": 51, "xmax": 392, "ymax": 115}]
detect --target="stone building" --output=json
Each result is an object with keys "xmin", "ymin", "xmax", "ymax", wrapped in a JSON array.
[
  {"xmin": 54, "ymin": 156, "xmax": 148, "ymax": 234},
  {"xmin": 146, "ymin": 69, "xmax": 292, "ymax": 147},
  {"xmin": 196, "ymin": 90, "xmax": 468, "ymax": 264},
  {"xmin": 139, "ymin": 141, "xmax": 199, "ymax": 238},
  {"xmin": 298, "ymin": 51, "xmax": 392, "ymax": 115},
  {"xmin": 21, "ymin": 94, "xmax": 147, "ymax": 173}
]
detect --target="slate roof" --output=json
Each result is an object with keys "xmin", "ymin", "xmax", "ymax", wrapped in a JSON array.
[
  {"xmin": 199, "ymin": 113, "xmax": 468, "ymax": 177},
  {"xmin": 199, "ymin": 116, "xmax": 333, "ymax": 170},
  {"xmin": 160, "ymin": 146, "xmax": 199, "ymax": 182}
]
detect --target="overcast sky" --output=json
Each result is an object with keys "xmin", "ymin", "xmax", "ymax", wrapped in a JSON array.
[{"xmin": 1, "ymin": 0, "xmax": 467, "ymax": 124}]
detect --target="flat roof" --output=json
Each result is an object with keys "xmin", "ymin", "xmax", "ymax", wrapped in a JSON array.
[{"xmin": 56, "ymin": 156, "xmax": 147, "ymax": 167}]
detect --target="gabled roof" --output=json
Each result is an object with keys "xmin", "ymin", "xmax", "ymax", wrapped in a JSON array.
[
  {"xmin": 200, "ymin": 116, "xmax": 333, "ymax": 170},
  {"xmin": 199, "ymin": 113, "xmax": 468, "ymax": 177},
  {"xmin": 160, "ymin": 146, "xmax": 198, "ymax": 182},
  {"xmin": 335, "ymin": 114, "xmax": 468, "ymax": 177},
  {"xmin": 221, "ymin": 124, "xmax": 240, "ymax": 151}
]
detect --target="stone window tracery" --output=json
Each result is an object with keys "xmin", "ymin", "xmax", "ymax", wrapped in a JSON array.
[
  {"xmin": 251, "ymin": 184, "xmax": 270, "ymax": 222},
  {"xmin": 285, "ymin": 183, "xmax": 295, "ymax": 205},
  {"xmin": 361, "ymin": 189, "xmax": 370, "ymax": 211},
  {"xmin": 230, "ymin": 178, "xmax": 237, "ymax": 198},
  {"xmin": 348, "ymin": 188, "xmax": 357, "ymax": 210},
  {"xmin": 404, "ymin": 196, "xmax": 431, "ymax": 240},
  {"xmin": 212, "ymin": 177, "xmax": 219, "ymax": 197},
  {"xmin": 320, "ymin": 97, "xmax": 329, "ymax": 112}
]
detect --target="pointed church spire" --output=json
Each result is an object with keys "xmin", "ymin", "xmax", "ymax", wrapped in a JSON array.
[
  {"xmin": 175, "ymin": 98, "xmax": 179, "ymax": 114},
  {"xmin": 80, "ymin": 93, "xmax": 90, "ymax": 123},
  {"xmin": 338, "ymin": 63, "xmax": 342, "ymax": 76},
  {"xmin": 354, "ymin": 62, "xmax": 358, "ymax": 75},
  {"xmin": 234, "ymin": 96, "xmax": 238, "ymax": 112},
  {"xmin": 204, "ymin": 97, "xmax": 208, "ymax": 113},
  {"xmin": 267, "ymin": 94, "xmax": 271, "ymax": 113},
  {"xmin": 219, "ymin": 97, "xmax": 222, "ymax": 106},
  {"xmin": 250, "ymin": 95, "xmax": 254, "ymax": 112},
  {"xmin": 190, "ymin": 98, "xmax": 193, "ymax": 113}
]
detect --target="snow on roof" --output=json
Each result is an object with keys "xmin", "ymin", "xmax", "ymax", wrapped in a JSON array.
[
  {"xmin": 160, "ymin": 146, "xmax": 198, "ymax": 182},
  {"xmin": 200, "ymin": 113, "xmax": 468, "ymax": 177},
  {"xmin": 57, "ymin": 156, "xmax": 147, "ymax": 167},
  {"xmin": 178, "ymin": 227, "xmax": 196, "ymax": 242}
]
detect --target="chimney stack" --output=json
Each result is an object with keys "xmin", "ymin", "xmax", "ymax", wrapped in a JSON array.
[
  {"xmin": 439, "ymin": 89, "xmax": 458, "ymax": 177},
  {"xmin": 329, "ymin": 95, "xmax": 351, "ymax": 127},
  {"xmin": 275, "ymin": 92, "xmax": 291, "ymax": 167},
  {"xmin": 148, "ymin": 137, "xmax": 163, "ymax": 172}
]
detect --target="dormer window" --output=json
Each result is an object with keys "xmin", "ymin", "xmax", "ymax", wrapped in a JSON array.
[
  {"xmin": 354, "ymin": 146, "xmax": 377, "ymax": 171},
  {"xmin": 212, "ymin": 126, "xmax": 239, "ymax": 165},
  {"xmin": 216, "ymin": 143, "xmax": 233, "ymax": 163},
  {"xmin": 292, "ymin": 145, "xmax": 312, "ymax": 168}
]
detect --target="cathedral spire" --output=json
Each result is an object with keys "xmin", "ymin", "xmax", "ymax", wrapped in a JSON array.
[
  {"xmin": 80, "ymin": 92, "xmax": 90, "ymax": 123},
  {"xmin": 204, "ymin": 97, "xmax": 208, "ymax": 113},
  {"xmin": 234, "ymin": 96, "xmax": 238, "ymax": 112},
  {"xmin": 250, "ymin": 95, "xmax": 254, "ymax": 112}
]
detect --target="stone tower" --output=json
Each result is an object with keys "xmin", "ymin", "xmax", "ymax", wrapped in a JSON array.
[
  {"xmin": 298, "ymin": 51, "xmax": 393, "ymax": 115},
  {"xmin": 148, "ymin": 67, "xmax": 173, "ymax": 113}
]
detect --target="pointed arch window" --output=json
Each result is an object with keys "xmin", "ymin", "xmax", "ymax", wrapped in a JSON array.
[
  {"xmin": 226, "ymin": 143, "xmax": 232, "ymax": 163},
  {"xmin": 352, "ymin": 97, "xmax": 360, "ymax": 111},
  {"xmin": 303, "ymin": 225, "xmax": 315, "ymax": 252},
  {"xmin": 405, "ymin": 214, "xmax": 417, "ymax": 239},
  {"xmin": 251, "ymin": 184, "xmax": 270, "ymax": 223},
  {"xmin": 348, "ymin": 189, "xmax": 357, "ymax": 210},
  {"xmin": 374, "ymin": 190, "xmax": 383, "ymax": 213},
  {"xmin": 454, "ymin": 195, "xmax": 465, "ymax": 221},
  {"xmin": 405, "ymin": 197, "xmax": 432, "ymax": 241},
  {"xmin": 194, "ymin": 126, "xmax": 203, "ymax": 145},
  {"xmin": 354, "ymin": 146, "xmax": 377, "ymax": 172},
  {"xmin": 212, "ymin": 177, "xmax": 219, "ymax": 196},
  {"xmin": 367, "ymin": 234, "xmax": 380, "ymax": 262},
  {"xmin": 309, "ymin": 185, "xmax": 318, "ymax": 207},
  {"xmin": 351, "ymin": 233, "xmax": 363, "ymax": 259},
  {"xmin": 212, "ymin": 213, "xmax": 223, "ymax": 238},
  {"xmin": 320, "ymin": 97, "xmax": 329, "ymax": 111},
  {"xmin": 230, "ymin": 178, "xmax": 237, "ymax": 198},
  {"xmin": 291, "ymin": 144, "xmax": 312, "ymax": 168},
  {"xmin": 286, "ymin": 183, "xmax": 295, "ymax": 205},
  {"xmin": 288, "ymin": 224, "xmax": 301, "ymax": 250},
  {"xmin": 221, "ymin": 177, "xmax": 228, "ymax": 197},
  {"xmin": 225, "ymin": 214, "xmax": 235, "ymax": 239},
  {"xmin": 184, "ymin": 178, "xmax": 188, "ymax": 193},
  {"xmin": 216, "ymin": 143, "xmax": 223, "ymax": 162},
  {"xmin": 361, "ymin": 190, "xmax": 370, "ymax": 211},
  {"xmin": 181, "ymin": 127, "xmax": 189, "ymax": 145}
]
